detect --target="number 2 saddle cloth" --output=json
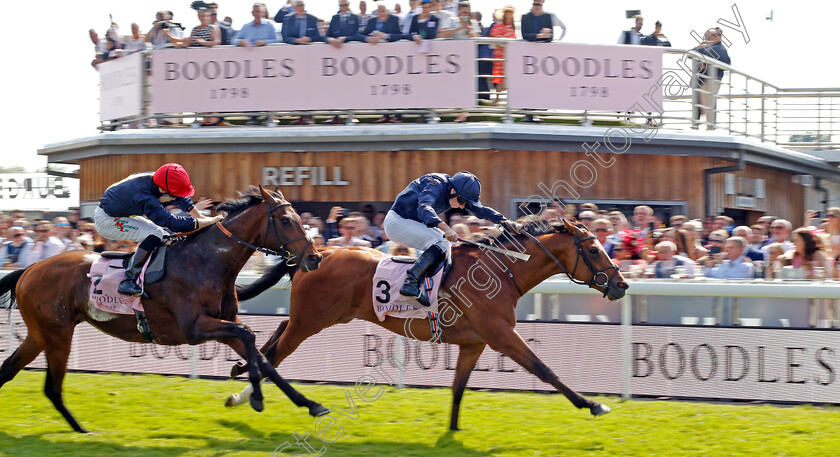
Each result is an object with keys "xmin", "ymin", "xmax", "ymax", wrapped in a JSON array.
[
  {"xmin": 371, "ymin": 255, "xmax": 446, "ymax": 322},
  {"xmin": 86, "ymin": 248, "xmax": 166, "ymax": 315}
]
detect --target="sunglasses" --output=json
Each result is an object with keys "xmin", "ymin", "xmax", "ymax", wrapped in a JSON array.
[
  {"xmin": 456, "ymin": 196, "xmax": 469, "ymax": 206},
  {"xmin": 467, "ymin": 222, "xmax": 481, "ymax": 227},
  {"xmin": 826, "ymin": 214, "xmax": 838, "ymax": 218},
  {"xmin": 594, "ymin": 228, "xmax": 609, "ymax": 232},
  {"xmin": 12, "ymin": 233, "xmax": 23, "ymax": 238},
  {"xmin": 578, "ymin": 217, "xmax": 593, "ymax": 221},
  {"xmin": 708, "ymin": 238, "xmax": 724, "ymax": 242},
  {"xmin": 341, "ymin": 226, "xmax": 357, "ymax": 230},
  {"xmin": 83, "ymin": 229, "xmax": 96, "ymax": 233}
]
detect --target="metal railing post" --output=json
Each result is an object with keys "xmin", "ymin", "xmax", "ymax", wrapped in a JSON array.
[
  {"xmin": 621, "ymin": 296, "xmax": 632, "ymax": 401},
  {"xmin": 190, "ymin": 345, "xmax": 198, "ymax": 379},
  {"xmin": 760, "ymin": 83, "xmax": 766, "ymax": 142}
]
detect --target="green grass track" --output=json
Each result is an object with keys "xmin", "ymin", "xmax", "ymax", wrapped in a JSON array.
[{"xmin": 1, "ymin": 371, "xmax": 838, "ymax": 456}]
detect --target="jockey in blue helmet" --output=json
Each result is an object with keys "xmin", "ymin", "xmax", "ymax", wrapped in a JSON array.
[{"xmin": 383, "ymin": 171, "xmax": 521, "ymax": 306}]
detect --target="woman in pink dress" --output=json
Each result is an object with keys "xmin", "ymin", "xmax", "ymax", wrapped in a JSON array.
[{"xmin": 490, "ymin": 6, "xmax": 516, "ymax": 105}]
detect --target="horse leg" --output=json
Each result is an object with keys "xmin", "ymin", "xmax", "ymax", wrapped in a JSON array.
[
  {"xmin": 229, "ymin": 319, "xmax": 288, "ymax": 378},
  {"xmin": 187, "ymin": 315, "xmax": 267, "ymax": 413},
  {"xmin": 483, "ymin": 324, "xmax": 609, "ymax": 416},
  {"xmin": 226, "ymin": 318, "xmax": 322, "ymax": 411},
  {"xmin": 449, "ymin": 343, "xmax": 486, "ymax": 431},
  {"xmin": 0, "ymin": 335, "xmax": 43, "ymax": 389},
  {"xmin": 43, "ymin": 329, "xmax": 88, "ymax": 433}
]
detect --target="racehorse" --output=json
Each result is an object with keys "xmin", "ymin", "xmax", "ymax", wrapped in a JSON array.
[
  {"xmin": 0, "ymin": 186, "xmax": 329, "ymax": 433},
  {"xmin": 226, "ymin": 217, "xmax": 628, "ymax": 430}
]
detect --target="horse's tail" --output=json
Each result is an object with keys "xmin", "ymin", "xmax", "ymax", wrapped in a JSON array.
[
  {"xmin": 236, "ymin": 262, "xmax": 299, "ymax": 301},
  {"xmin": 0, "ymin": 268, "xmax": 27, "ymax": 316}
]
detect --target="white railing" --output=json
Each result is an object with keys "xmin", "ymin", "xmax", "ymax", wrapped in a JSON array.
[{"xmin": 97, "ymin": 40, "xmax": 840, "ymax": 151}]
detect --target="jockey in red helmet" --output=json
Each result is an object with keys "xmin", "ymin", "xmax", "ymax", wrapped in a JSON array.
[
  {"xmin": 383, "ymin": 171, "xmax": 521, "ymax": 306},
  {"xmin": 95, "ymin": 163, "xmax": 224, "ymax": 296}
]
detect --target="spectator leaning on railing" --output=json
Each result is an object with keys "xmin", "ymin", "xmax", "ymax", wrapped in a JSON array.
[
  {"xmin": 327, "ymin": 0, "xmax": 364, "ymax": 48},
  {"xmin": 282, "ymin": 1, "xmax": 324, "ymax": 45},
  {"xmin": 145, "ymin": 10, "xmax": 184, "ymax": 49},
  {"xmin": 232, "ymin": 3, "xmax": 278, "ymax": 47},
  {"xmin": 692, "ymin": 27, "xmax": 731, "ymax": 130}
]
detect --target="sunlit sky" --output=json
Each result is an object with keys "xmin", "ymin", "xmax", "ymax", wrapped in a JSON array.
[{"xmin": 5, "ymin": 0, "xmax": 836, "ymax": 171}]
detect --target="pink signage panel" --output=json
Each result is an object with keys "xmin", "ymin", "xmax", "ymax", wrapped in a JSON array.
[
  {"xmin": 150, "ymin": 41, "xmax": 476, "ymax": 113},
  {"xmin": 506, "ymin": 42, "xmax": 664, "ymax": 112}
]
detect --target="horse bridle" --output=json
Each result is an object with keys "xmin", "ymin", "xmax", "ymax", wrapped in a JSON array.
[
  {"xmin": 520, "ymin": 227, "xmax": 621, "ymax": 298},
  {"xmin": 216, "ymin": 199, "xmax": 313, "ymax": 267}
]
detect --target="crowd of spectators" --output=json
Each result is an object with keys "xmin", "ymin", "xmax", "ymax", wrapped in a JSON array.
[
  {"xmin": 589, "ymin": 205, "xmax": 840, "ymax": 281},
  {"xmin": 90, "ymin": 1, "xmax": 700, "ymax": 126},
  {"xmin": 4, "ymin": 204, "xmax": 837, "ymax": 282},
  {"xmin": 0, "ymin": 209, "xmax": 137, "ymax": 270}
]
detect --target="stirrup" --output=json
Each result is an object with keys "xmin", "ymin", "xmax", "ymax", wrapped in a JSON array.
[{"xmin": 118, "ymin": 279, "xmax": 142, "ymax": 297}]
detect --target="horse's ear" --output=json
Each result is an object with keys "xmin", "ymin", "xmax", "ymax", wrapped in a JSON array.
[
  {"xmin": 274, "ymin": 187, "xmax": 285, "ymax": 201},
  {"xmin": 561, "ymin": 218, "xmax": 578, "ymax": 234},
  {"xmin": 258, "ymin": 185, "xmax": 275, "ymax": 203}
]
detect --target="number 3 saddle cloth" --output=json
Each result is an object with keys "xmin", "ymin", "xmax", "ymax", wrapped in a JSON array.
[{"xmin": 371, "ymin": 255, "xmax": 446, "ymax": 322}]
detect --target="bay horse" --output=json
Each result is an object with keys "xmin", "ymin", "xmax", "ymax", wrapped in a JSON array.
[
  {"xmin": 226, "ymin": 217, "xmax": 628, "ymax": 430},
  {"xmin": 0, "ymin": 186, "xmax": 329, "ymax": 433}
]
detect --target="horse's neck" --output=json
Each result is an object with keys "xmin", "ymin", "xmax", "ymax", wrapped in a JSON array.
[
  {"xmin": 180, "ymin": 213, "xmax": 262, "ymax": 274},
  {"xmin": 508, "ymin": 235, "xmax": 571, "ymax": 294}
]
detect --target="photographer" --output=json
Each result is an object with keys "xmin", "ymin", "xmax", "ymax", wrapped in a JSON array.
[
  {"xmin": 704, "ymin": 236, "xmax": 755, "ymax": 279},
  {"xmin": 145, "ymin": 10, "xmax": 184, "ymax": 49}
]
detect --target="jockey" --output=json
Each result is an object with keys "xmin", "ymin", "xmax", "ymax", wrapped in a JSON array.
[
  {"xmin": 383, "ymin": 171, "xmax": 520, "ymax": 306},
  {"xmin": 94, "ymin": 163, "xmax": 223, "ymax": 296}
]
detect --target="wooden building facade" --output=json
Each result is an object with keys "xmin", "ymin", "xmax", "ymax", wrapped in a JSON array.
[{"xmin": 41, "ymin": 125, "xmax": 838, "ymax": 225}]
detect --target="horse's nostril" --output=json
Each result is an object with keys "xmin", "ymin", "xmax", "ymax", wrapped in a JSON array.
[
  {"xmin": 309, "ymin": 254, "xmax": 321, "ymax": 263},
  {"xmin": 617, "ymin": 281, "xmax": 628, "ymax": 290}
]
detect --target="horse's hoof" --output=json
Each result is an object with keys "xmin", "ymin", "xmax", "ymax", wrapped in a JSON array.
[
  {"xmin": 309, "ymin": 404, "xmax": 331, "ymax": 417},
  {"xmin": 230, "ymin": 362, "xmax": 245, "ymax": 378},
  {"xmin": 225, "ymin": 394, "xmax": 237, "ymax": 407},
  {"xmin": 250, "ymin": 396, "xmax": 264, "ymax": 413},
  {"xmin": 591, "ymin": 403, "xmax": 611, "ymax": 417}
]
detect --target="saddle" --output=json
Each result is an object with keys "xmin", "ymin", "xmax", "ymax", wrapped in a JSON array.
[
  {"xmin": 88, "ymin": 246, "xmax": 168, "ymax": 343},
  {"xmin": 370, "ymin": 253, "xmax": 451, "ymax": 343}
]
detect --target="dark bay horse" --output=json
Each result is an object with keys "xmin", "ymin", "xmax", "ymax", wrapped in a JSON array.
[
  {"xmin": 226, "ymin": 218, "xmax": 628, "ymax": 430},
  {"xmin": 0, "ymin": 186, "xmax": 328, "ymax": 433}
]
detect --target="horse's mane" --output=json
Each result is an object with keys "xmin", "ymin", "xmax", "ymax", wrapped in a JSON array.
[
  {"xmin": 470, "ymin": 215, "xmax": 575, "ymax": 246},
  {"xmin": 216, "ymin": 186, "xmax": 284, "ymax": 217}
]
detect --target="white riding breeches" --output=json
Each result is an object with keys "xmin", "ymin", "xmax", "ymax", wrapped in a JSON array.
[
  {"xmin": 94, "ymin": 206, "xmax": 169, "ymax": 242},
  {"xmin": 383, "ymin": 210, "xmax": 450, "ymax": 254}
]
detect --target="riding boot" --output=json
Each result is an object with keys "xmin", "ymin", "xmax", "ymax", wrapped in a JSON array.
[
  {"xmin": 118, "ymin": 235, "xmax": 161, "ymax": 296},
  {"xmin": 400, "ymin": 245, "xmax": 445, "ymax": 307},
  {"xmin": 118, "ymin": 246, "xmax": 152, "ymax": 296}
]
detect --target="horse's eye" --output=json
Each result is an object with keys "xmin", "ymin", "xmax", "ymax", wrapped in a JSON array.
[
  {"xmin": 281, "ymin": 218, "xmax": 290, "ymax": 225},
  {"xmin": 589, "ymin": 247, "xmax": 598, "ymax": 255}
]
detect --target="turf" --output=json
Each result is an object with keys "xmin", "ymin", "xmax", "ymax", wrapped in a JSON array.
[{"xmin": 0, "ymin": 370, "xmax": 838, "ymax": 457}]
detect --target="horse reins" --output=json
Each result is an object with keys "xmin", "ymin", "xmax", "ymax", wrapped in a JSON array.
[
  {"xmin": 216, "ymin": 200, "xmax": 313, "ymax": 266},
  {"xmin": 520, "ymin": 228, "xmax": 621, "ymax": 298}
]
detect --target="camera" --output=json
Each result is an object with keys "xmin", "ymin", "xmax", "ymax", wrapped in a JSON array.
[
  {"xmin": 709, "ymin": 245, "xmax": 722, "ymax": 255},
  {"xmin": 341, "ymin": 209, "xmax": 350, "ymax": 217},
  {"xmin": 158, "ymin": 21, "xmax": 169, "ymax": 29}
]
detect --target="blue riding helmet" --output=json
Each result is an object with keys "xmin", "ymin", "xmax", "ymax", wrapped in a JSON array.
[{"xmin": 450, "ymin": 171, "xmax": 483, "ymax": 207}]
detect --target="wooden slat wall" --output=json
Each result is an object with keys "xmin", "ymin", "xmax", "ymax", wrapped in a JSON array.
[{"xmin": 79, "ymin": 151, "xmax": 801, "ymax": 221}]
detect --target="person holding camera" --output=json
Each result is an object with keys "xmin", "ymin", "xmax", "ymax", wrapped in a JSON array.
[
  {"xmin": 145, "ymin": 10, "xmax": 184, "ymax": 49},
  {"xmin": 703, "ymin": 236, "xmax": 755, "ymax": 279}
]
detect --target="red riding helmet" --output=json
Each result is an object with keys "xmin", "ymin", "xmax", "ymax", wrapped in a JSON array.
[{"xmin": 153, "ymin": 163, "xmax": 195, "ymax": 197}]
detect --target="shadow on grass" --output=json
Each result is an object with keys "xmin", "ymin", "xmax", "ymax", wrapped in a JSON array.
[
  {"xmin": 209, "ymin": 419, "xmax": 493, "ymax": 457},
  {"xmin": 0, "ymin": 431, "xmax": 192, "ymax": 457}
]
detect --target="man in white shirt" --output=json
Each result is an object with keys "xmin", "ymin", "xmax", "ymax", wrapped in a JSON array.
[
  {"xmin": 28, "ymin": 222, "xmax": 66, "ymax": 263},
  {"xmin": 400, "ymin": 0, "xmax": 422, "ymax": 35},
  {"xmin": 761, "ymin": 219, "xmax": 794, "ymax": 262}
]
